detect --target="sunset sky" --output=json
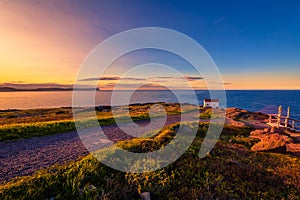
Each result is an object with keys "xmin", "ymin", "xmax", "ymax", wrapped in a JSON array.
[{"xmin": 0, "ymin": 0, "xmax": 300, "ymax": 90}]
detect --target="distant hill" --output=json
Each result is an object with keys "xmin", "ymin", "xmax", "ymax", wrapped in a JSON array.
[
  {"xmin": 0, "ymin": 87, "xmax": 100, "ymax": 92},
  {"xmin": 0, "ymin": 87, "xmax": 18, "ymax": 92}
]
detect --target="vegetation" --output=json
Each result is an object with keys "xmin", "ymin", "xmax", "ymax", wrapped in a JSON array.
[
  {"xmin": 0, "ymin": 103, "xmax": 197, "ymax": 142},
  {"xmin": 199, "ymin": 108, "xmax": 225, "ymax": 119},
  {"xmin": 0, "ymin": 115, "xmax": 151, "ymax": 142},
  {"xmin": 1, "ymin": 123, "xmax": 300, "ymax": 199}
]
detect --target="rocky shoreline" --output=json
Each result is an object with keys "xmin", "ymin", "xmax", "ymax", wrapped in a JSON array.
[{"xmin": 225, "ymin": 107, "xmax": 300, "ymax": 156}]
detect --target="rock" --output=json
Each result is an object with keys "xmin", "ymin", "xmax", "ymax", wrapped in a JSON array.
[
  {"xmin": 226, "ymin": 118, "xmax": 246, "ymax": 127},
  {"xmin": 252, "ymin": 143, "xmax": 287, "ymax": 153},
  {"xmin": 225, "ymin": 108, "xmax": 269, "ymax": 128},
  {"xmin": 250, "ymin": 129, "xmax": 264, "ymax": 136},
  {"xmin": 231, "ymin": 120, "xmax": 246, "ymax": 127},
  {"xmin": 140, "ymin": 192, "xmax": 151, "ymax": 200},
  {"xmin": 251, "ymin": 133, "xmax": 293, "ymax": 153},
  {"xmin": 270, "ymin": 127, "xmax": 276, "ymax": 133},
  {"xmin": 264, "ymin": 128, "xmax": 270, "ymax": 133},
  {"xmin": 286, "ymin": 143, "xmax": 300, "ymax": 152}
]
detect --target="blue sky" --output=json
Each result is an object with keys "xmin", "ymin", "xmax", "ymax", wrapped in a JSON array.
[
  {"xmin": 88, "ymin": 0, "xmax": 300, "ymax": 72},
  {"xmin": 1, "ymin": 0, "xmax": 299, "ymax": 89}
]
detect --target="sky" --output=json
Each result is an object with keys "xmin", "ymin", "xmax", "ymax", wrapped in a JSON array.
[{"xmin": 0, "ymin": 0, "xmax": 300, "ymax": 90}]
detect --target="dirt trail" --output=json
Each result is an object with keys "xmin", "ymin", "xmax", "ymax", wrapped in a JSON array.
[{"xmin": 0, "ymin": 112, "xmax": 199, "ymax": 183}]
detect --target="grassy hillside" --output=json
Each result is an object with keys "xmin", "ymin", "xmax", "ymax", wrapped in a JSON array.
[{"xmin": 1, "ymin": 123, "xmax": 299, "ymax": 199}]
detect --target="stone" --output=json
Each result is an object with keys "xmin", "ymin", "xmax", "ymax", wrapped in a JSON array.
[
  {"xmin": 250, "ymin": 129, "xmax": 264, "ymax": 136},
  {"xmin": 270, "ymin": 127, "xmax": 276, "ymax": 133},
  {"xmin": 140, "ymin": 192, "xmax": 151, "ymax": 200},
  {"xmin": 264, "ymin": 127, "xmax": 270, "ymax": 133},
  {"xmin": 251, "ymin": 133, "xmax": 293, "ymax": 153}
]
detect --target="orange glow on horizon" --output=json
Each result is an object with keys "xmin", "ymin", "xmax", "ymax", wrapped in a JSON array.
[
  {"xmin": 0, "ymin": 2, "xmax": 299, "ymax": 90},
  {"xmin": 0, "ymin": 1, "xmax": 102, "ymax": 84}
]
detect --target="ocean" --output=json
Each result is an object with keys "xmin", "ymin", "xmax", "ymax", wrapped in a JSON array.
[{"xmin": 0, "ymin": 90, "xmax": 299, "ymax": 118}]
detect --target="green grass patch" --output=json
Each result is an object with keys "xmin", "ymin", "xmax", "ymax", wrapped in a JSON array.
[
  {"xmin": 198, "ymin": 108, "xmax": 225, "ymax": 119},
  {"xmin": 0, "ymin": 114, "xmax": 154, "ymax": 142},
  {"xmin": 0, "ymin": 120, "xmax": 76, "ymax": 141},
  {"xmin": 0, "ymin": 103, "xmax": 198, "ymax": 142}
]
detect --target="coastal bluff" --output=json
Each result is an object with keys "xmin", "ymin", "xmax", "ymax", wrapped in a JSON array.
[{"xmin": 223, "ymin": 107, "xmax": 300, "ymax": 156}]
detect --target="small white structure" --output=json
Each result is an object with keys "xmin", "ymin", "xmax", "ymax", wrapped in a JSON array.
[{"xmin": 203, "ymin": 99, "xmax": 219, "ymax": 108}]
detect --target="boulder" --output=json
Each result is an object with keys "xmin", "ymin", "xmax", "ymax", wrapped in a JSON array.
[
  {"xmin": 264, "ymin": 127, "xmax": 270, "ymax": 133},
  {"xmin": 250, "ymin": 129, "xmax": 265, "ymax": 136},
  {"xmin": 251, "ymin": 133, "xmax": 293, "ymax": 153}
]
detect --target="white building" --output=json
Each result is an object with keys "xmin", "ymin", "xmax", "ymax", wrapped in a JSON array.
[{"xmin": 203, "ymin": 99, "xmax": 219, "ymax": 108}]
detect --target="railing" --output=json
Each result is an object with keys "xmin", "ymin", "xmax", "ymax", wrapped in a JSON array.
[{"xmin": 268, "ymin": 114, "xmax": 300, "ymax": 132}]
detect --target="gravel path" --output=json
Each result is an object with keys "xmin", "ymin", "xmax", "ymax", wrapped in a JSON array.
[{"xmin": 0, "ymin": 112, "xmax": 199, "ymax": 183}]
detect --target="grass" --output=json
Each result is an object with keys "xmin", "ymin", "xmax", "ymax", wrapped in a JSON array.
[
  {"xmin": 0, "ymin": 107, "xmax": 74, "ymax": 125},
  {"xmin": 0, "ymin": 120, "xmax": 76, "ymax": 141},
  {"xmin": 198, "ymin": 108, "xmax": 225, "ymax": 119},
  {"xmin": 1, "ymin": 123, "xmax": 300, "ymax": 199},
  {"xmin": 0, "ymin": 103, "xmax": 198, "ymax": 142},
  {"xmin": 0, "ymin": 114, "xmax": 158, "ymax": 142}
]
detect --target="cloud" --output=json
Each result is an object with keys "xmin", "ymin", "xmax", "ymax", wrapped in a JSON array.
[
  {"xmin": 184, "ymin": 76, "xmax": 203, "ymax": 81},
  {"xmin": 0, "ymin": 82, "xmax": 75, "ymax": 89},
  {"xmin": 150, "ymin": 76, "xmax": 203, "ymax": 81},
  {"xmin": 153, "ymin": 76, "xmax": 174, "ymax": 79},
  {"xmin": 139, "ymin": 83, "xmax": 169, "ymax": 90},
  {"xmin": 102, "ymin": 83, "xmax": 117, "ymax": 88},
  {"xmin": 122, "ymin": 77, "xmax": 146, "ymax": 81},
  {"xmin": 208, "ymin": 81, "xmax": 232, "ymax": 86},
  {"xmin": 79, "ymin": 76, "xmax": 121, "ymax": 81},
  {"xmin": 79, "ymin": 76, "xmax": 146, "ymax": 82},
  {"xmin": 101, "ymin": 82, "xmax": 168, "ymax": 90},
  {"xmin": 79, "ymin": 75, "xmax": 204, "ymax": 90},
  {"xmin": 80, "ymin": 76, "xmax": 203, "ymax": 83}
]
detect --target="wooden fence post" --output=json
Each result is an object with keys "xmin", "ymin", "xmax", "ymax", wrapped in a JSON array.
[
  {"xmin": 292, "ymin": 120, "xmax": 295, "ymax": 130},
  {"xmin": 277, "ymin": 105, "xmax": 282, "ymax": 128},
  {"xmin": 285, "ymin": 106, "xmax": 290, "ymax": 128}
]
